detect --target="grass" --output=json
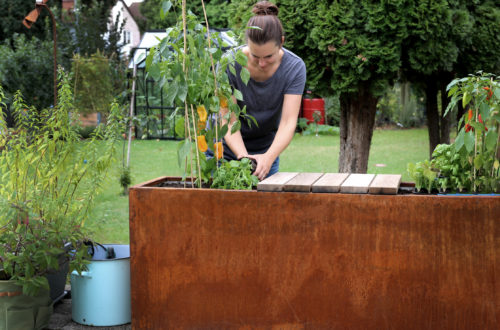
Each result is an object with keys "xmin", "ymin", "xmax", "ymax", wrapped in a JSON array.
[{"xmin": 86, "ymin": 128, "xmax": 429, "ymax": 245}]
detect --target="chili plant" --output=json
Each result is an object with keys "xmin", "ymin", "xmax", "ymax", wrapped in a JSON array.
[
  {"xmin": 408, "ymin": 72, "xmax": 499, "ymax": 193},
  {"xmin": 145, "ymin": 0, "xmax": 255, "ymax": 187}
]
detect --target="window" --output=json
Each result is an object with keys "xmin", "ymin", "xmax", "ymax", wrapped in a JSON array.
[{"xmin": 123, "ymin": 30, "xmax": 131, "ymax": 44}]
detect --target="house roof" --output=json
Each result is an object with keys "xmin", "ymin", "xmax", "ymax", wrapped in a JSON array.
[{"xmin": 128, "ymin": 2, "xmax": 145, "ymax": 22}]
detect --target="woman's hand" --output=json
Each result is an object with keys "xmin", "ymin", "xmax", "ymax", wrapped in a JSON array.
[{"xmin": 248, "ymin": 153, "xmax": 274, "ymax": 181}]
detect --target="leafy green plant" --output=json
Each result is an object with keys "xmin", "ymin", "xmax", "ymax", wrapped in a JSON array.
[
  {"xmin": 146, "ymin": 2, "xmax": 253, "ymax": 187},
  {"xmin": 71, "ymin": 51, "xmax": 115, "ymax": 115},
  {"xmin": 0, "ymin": 70, "xmax": 122, "ymax": 295},
  {"xmin": 302, "ymin": 124, "xmax": 339, "ymax": 137},
  {"xmin": 119, "ymin": 166, "xmax": 132, "ymax": 195},
  {"xmin": 296, "ymin": 117, "xmax": 308, "ymax": 133},
  {"xmin": 408, "ymin": 72, "xmax": 499, "ymax": 193},
  {"xmin": 211, "ymin": 158, "xmax": 258, "ymax": 190}
]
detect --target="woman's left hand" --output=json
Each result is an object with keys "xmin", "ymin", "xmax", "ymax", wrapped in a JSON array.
[{"xmin": 248, "ymin": 154, "xmax": 274, "ymax": 181}]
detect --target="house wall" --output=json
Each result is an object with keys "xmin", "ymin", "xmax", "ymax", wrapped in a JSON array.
[{"xmin": 110, "ymin": 0, "xmax": 141, "ymax": 58}]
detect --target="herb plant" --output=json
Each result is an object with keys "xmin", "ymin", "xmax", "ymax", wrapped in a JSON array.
[
  {"xmin": 0, "ymin": 70, "xmax": 122, "ymax": 295},
  {"xmin": 211, "ymin": 158, "xmax": 258, "ymax": 190}
]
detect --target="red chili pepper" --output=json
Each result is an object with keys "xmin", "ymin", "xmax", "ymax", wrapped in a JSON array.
[
  {"xmin": 467, "ymin": 109, "xmax": 473, "ymax": 121},
  {"xmin": 465, "ymin": 123, "xmax": 472, "ymax": 133},
  {"xmin": 478, "ymin": 114, "xmax": 488, "ymax": 131},
  {"xmin": 483, "ymin": 87, "xmax": 493, "ymax": 100}
]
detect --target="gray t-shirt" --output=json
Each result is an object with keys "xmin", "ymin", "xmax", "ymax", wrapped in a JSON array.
[{"xmin": 224, "ymin": 47, "xmax": 306, "ymax": 159}]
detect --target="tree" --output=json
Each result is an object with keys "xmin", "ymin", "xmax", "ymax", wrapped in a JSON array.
[
  {"xmin": 0, "ymin": 0, "xmax": 60, "ymax": 44},
  {"xmin": 400, "ymin": 1, "xmax": 473, "ymax": 157},
  {"xmin": 139, "ymin": 0, "xmax": 233, "ymax": 31},
  {"xmin": 72, "ymin": 52, "xmax": 115, "ymax": 115},
  {"xmin": 0, "ymin": 34, "xmax": 55, "ymax": 110},
  {"xmin": 285, "ymin": 0, "xmax": 408, "ymax": 173},
  {"xmin": 58, "ymin": 0, "xmax": 124, "ymax": 67}
]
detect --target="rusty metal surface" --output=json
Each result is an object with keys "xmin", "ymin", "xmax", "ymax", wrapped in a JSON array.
[{"xmin": 129, "ymin": 177, "xmax": 500, "ymax": 329}]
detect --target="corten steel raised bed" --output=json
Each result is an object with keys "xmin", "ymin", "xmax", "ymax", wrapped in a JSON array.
[{"xmin": 129, "ymin": 176, "xmax": 500, "ymax": 329}]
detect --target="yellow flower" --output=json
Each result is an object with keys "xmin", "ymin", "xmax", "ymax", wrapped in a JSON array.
[
  {"xmin": 213, "ymin": 142, "xmax": 223, "ymax": 160},
  {"xmin": 197, "ymin": 105, "xmax": 207, "ymax": 122},
  {"xmin": 219, "ymin": 96, "xmax": 228, "ymax": 108},
  {"xmin": 197, "ymin": 135, "xmax": 208, "ymax": 152}
]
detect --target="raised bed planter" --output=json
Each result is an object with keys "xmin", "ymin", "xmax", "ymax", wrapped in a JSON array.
[{"xmin": 129, "ymin": 176, "xmax": 500, "ymax": 329}]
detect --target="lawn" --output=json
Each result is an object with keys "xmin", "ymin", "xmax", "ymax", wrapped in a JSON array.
[{"xmin": 86, "ymin": 128, "xmax": 429, "ymax": 244}]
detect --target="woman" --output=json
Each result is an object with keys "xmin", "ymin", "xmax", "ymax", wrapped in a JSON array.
[{"xmin": 221, "ymin": 1, "xmax": 306, "ymax": 180}]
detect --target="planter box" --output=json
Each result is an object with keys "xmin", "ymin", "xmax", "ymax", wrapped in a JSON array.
[{"xmin": 129, "ymin": 176, "xmax": 500, "ymax": 329}]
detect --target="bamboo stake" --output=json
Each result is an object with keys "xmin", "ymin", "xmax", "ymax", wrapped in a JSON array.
[
  {"xmin": 181, "ymin": 0, "xmax": 194, "ymax": 187},
  {"xmin": 201, "ymin": 0, "xmax": 220, "ymax": 166},
  {"xmin": 191, "ymin": 104, "xmax": 202, "ymax": 187}
]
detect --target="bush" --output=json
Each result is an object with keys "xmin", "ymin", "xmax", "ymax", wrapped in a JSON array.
[
  {"xmin": 77, "ymin": 125, "xmax": 97, "ymax": 139},
  {"xmin": 0, "ymin": 34, "xmax": 55, "ymax": 110}
]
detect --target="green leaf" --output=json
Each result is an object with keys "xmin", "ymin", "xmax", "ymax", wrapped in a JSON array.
[
  {"xmin": 177, "ymin": 139, "xmax": 192, "ymax": 168},
  {"xmin": 240, "ymin": 68, "xmax": 250, "ymax": 85},
  {"xmin": 485, "ymin": 130, "xmax": 498, "ymax": 151},
  {"xmin": 473, "ymin": 155, "xmax": 483, "ymax": 169},
  {"xmin": 454, "ymin": 129, "xmax": 465, "ymax": 152},
  {"xmin": 446, "ymin": 79, "xmax": 459, "ymax": 91},
  {"xmin": 229, "ymin": 64, "xmax": 236, "ymax": 76},
  {"xmin": 495, "ymin": 87, "xmax": 500, "ymax": 100},
  {"xmin": 164, "ymin": 82, "xmax": 178, "ymax": 106},
  {"xmin": 161, "ymin": 1, "xmax": 172, "ymax": 18},
  {"xmin": 233, "ymin": 89, "xmax": 243, "ymax": 101},
  {"xmin": 479, "ymin": 103, "xmax": 490, "ymax": 120},
  {"xmin": 177, "ymin": 80, "xmax": 188, "ymax": 103},
  {"xmin": 464, "ymin": 130, "xmax": 475, "ymax": 153},
  {"xmin": 230, "ymin": 120, "xmax": 241, "ymax": 134},
  {"xmin": 219, "ymin": 124, "xmax": 228, "ymax": 138},
  {"xmin": 148, "ymin": 63, "xmax": 161, "ymax": 81},
  {"xmin": 174, "ymin": 115, "xmax": 185, "ymax": 138},
  {"xmin": 235, "ymin": 50, "xmax": 248, "ymax": 67}
]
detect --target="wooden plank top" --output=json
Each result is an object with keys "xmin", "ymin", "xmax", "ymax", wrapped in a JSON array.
[
  {"xmin": 340, "ymin": 174, "xmax": 376, "ymax": 194},
  {"xmin": 311, "ymin": 173, "xmax": 350, "ymax": 193},
  {"xmin": 369, "ymin": 174, "xmax": 401, "ymax": 195},
  {"xmin": 283, "ymin": 172, "xmax": 324, "ymax": 192},
  {"xmin": 257, "ymin": 172, "xmax": 299, "ymax": 192}
]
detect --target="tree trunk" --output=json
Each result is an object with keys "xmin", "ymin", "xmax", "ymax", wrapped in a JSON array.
[
  {"xmin": 439, "ymin": 81, "xmax": 450, "ymax": 144},
  {"xmin": 338, "ymin": 87, "xmax": 378, "ymax": 173},
  {"xmin": 425, "ymin": 78, "xmax": 440, "ymax": 158}
]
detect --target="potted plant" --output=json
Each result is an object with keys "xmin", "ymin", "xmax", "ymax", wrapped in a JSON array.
[
  {"xmin": 145, "ymin": 3, "xmax": 256, "ymax": 189},
  {"xmin": 408, "ymin": 72, "xmax": 499, "ymax": 193},
  {"xmin": 0, "ymin": 70, "xmax": 121, "ymax": 329}
]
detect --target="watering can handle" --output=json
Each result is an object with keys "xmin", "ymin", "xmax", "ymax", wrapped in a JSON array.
[{"xmin": 79, "ymin": 271, "xmax": 92, "ymax": 278}]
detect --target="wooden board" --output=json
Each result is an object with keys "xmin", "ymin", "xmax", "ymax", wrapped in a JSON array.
[
  {"xmin": 340, "ymin": 173, "xmax": 376, "ymax": 194},
  {"xmin": 369, "ymin": 174, "xmax": 401, "ymax": 195},
  {"xmin": 283, "ymin": 172, "xmax": 324, "ymax": 192},
  {"xmin": 257, "ymin": 172, "xmax": 298, "ymax": 192},
  {"xmin": 311, "ymin": 173, "xmax": 350, "ymax": 193}
]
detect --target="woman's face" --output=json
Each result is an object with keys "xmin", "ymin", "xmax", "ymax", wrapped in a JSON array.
[{"xmin": 247, "ymin": 40, "xmax": 282, "ymax": 72}]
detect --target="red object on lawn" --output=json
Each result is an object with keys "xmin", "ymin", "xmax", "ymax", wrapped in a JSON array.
[{"xmin": 302, "ymin": 98, "xmax": 325, "ymax": 124}]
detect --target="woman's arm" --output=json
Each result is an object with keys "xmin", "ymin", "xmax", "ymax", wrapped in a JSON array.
[{"xmin": 251, "ymin": 94, "xmax": 302, "ymax": 180}]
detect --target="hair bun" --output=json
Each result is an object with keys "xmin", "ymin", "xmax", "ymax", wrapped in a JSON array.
[{"xmin": 252, "ymin": 1, "xmax": 279, "ymax": 16}]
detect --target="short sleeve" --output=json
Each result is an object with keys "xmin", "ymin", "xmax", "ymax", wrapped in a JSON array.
[{"xmin": 285, "ymin": 59, "xmax": 306, "ymax": 95}]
